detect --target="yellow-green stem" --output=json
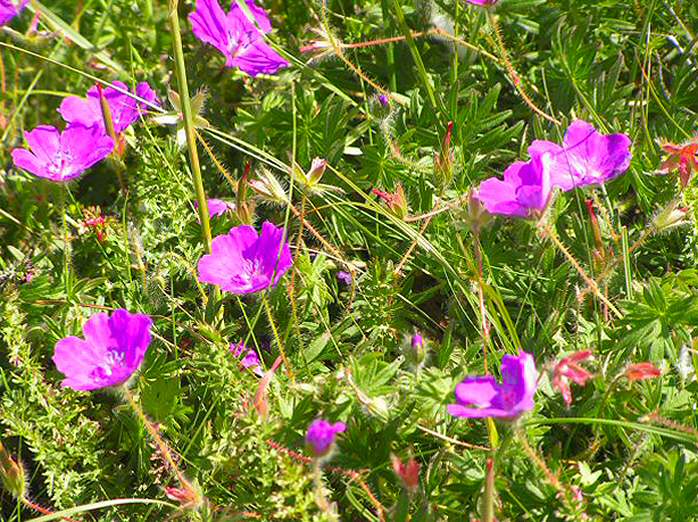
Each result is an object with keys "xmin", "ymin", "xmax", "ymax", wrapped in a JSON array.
[
  {"xmin": 262, "ymin": 295, "xmax": 294, "ymax": 383},
  {"xmin": 123, "ymin": 387, "xmax": 190, "ymax": 490},
  {"xmin": 168, "ymin": 0, "xmax": 212, "ymax": 253}
]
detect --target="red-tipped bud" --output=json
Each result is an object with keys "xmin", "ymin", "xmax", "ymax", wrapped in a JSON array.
[
  {"xmin": 626, "ymin": 362, "xmax": 661, "ymax": 381},
  {"xmin": 373, "ymin": 184, "xmax": 408, "ymax": 219},
  {"xmin": 392, "ymin": 455, "xmax": 420, "ymax": 493},
  {"xmin": 0, "ymin": 441, "xmax": 26, "ymax": 500}
]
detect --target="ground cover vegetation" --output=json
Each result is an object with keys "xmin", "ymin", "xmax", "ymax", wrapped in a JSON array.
[{"xmin": 1, "ymin": 0, "xmax": 698, "ymax": 520}]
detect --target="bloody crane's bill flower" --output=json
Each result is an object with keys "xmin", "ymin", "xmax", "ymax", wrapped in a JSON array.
[
  {"xmin": 53, "ymin": 309, "xmax": 153, "ymax": 391},
  {"xmin": 197, "ymin": 221, "xmax": 293, "ymax": 294},
  {"xmin": 448, "ymin": 351, "xmax": 538, "ymax": 419},
  {"xmin": 0, "ymin": 0, "xmax": 28, "ymax": 26},
  {"xmin": 306, "ymin": 419, "xmax": 346, "ymax": 457},
  {"xmin": 189, "ymin": 0, "xmax": 289, "ymax": 77},
  {"xmin": 529, "ymin": 120, "xmax": 631, "ymax": 190},
  {"xmin": 230, "ymin": 341, "xmax": 264, "ymax": 376},
  {"xmin": 466, "ymin": 0, "xmax": 498, "ymax": 6},
  {"xmin": 474, "ymin": 151, "xmax": 553, "ymax": 218},
  {"xmin": 12, "ymin": 124, "xmax": 114, "ymax": 182},
  {"xmin": 59, "ymin": 81, "xmax": 159, "ymax": 135}
]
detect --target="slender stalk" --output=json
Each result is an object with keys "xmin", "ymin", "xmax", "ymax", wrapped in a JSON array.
[
  {"xmin": 312, "ymin": 460, "xmax": 335, "ymax": 518},
  {"xmin": 59, "ymin": 185, "xmax": 72, "ymax": 298},
  {"xmin": 168, "ymin": 0, "xmax": 212, "ymax": 253},
  {"xmin": 262, "ymin": 295, "xmax": 294, "ymax": 383},
  {"xmin": 482, "ymin": 457, "xmax": 495, "ymax": 522},
  {"xmin": 621, "ymin": 226, "xmax": 633, "ymax": 299},
  {"xmin": 541, "ymin": 223, "xmax": 622, "ymax": 319},
  {"xmin": 390, "ymin": 0, "xmax": 440, "ymax": 114},
  {"xmin": 123, "ymin": 388, "xmax": 192, "ymax": 492}
]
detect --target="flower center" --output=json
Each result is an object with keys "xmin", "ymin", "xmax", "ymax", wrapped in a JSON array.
[
  {"xmin": 90, "ymin": 350, "xmax": 125, "ymax": 382},
  {"xmin": 47, "ymin": 150, "xmax": 74, "ymax": 180}
]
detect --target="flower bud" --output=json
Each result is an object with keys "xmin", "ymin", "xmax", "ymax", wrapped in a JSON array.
[
  {"xmin": 434, "ymin": 121, "xmax": 455, "ymax": 193},
  {"xmin": 305, "ymin": 419, "xmax": 346, "ymax": 458},
  {"xmin": 653, "ymin": 201, "xmax": 690, "ymax": 232},
  {"xmin": 249, "ymin": 169, "xmax": 288, "ymax": 205},
  {"xmin": 0, "ymin": 441, "xmax": 26, "ymax": 500},
  {"xmin": 625, "ymin": 362, "xmax": 661, "ymax": 381},
  {"xmin": 391, "ymin": 455, "xmax": 420, "ymax": 494},
  {"xmin": 307, "ymin": 158, "xmax": 327, "ymax": 185},
  {"xmin": 373, "ymin": 184, "xmax": 408, "ymax": 219},
  {"xmin": 236, "ymin": 167, "xmax": 255, "ymax": 225}
]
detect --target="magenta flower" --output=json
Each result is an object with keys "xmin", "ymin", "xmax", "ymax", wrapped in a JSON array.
[
  {"xmin": 466, "ymin": 0, "xmax": 498, "ymax": 5},
  {"xmin": 305, "ymin": 419, "xmax": 346, "ymax": 456},
  {"xmin": 197, "ymin": 221, "xmax": 293, "ymax": 294},
  {"xmin": 53, "ymin": 309, "xmax": 153, "ymax": 391},
  {"xmin": 529, "ymin": 120, "xmax": 631, "ymax": 190},
  {"xmin": 189, "ymin": 0, "xmax": 289, "ymax": 77},
  {"xmin": 0, "ymin": 0, "xmax": 28, "ymax": 26},
  {"xmin": 59, "ymin": 81, "xmax": 159, "ymax": 135},
  {"xmin": 411, "ymin": 332, "xmax": 424, "ymax": 351},
  {"xmin": 448, "ymin": 351, "xmax": 538, "ymax": 419},
  {"xmin": 195, "ymin": 198, "xmax": 235, "ymax": 219},
  {"xmin": 11, "ymin": 124, "xmax": 114, "ymax": 182},
  {"xmin": 230, "ymin": 341, "xmax": 264, "ymax": 376},
  {"xmin": 474, "ymin": 151, "xmax": 552, "ymax": 218},
  {"xmin": 336, "ymin": 271, "xmax": 353, "ymax": 286}
]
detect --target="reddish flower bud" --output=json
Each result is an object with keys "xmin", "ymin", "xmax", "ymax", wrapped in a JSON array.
[
  {"xmin": 391, "ymin": 455, "xmax": 420, "ymax": 493},
  {"xmin": 626, "ymin": 362, "xmax": 661, "ymax": 381},
  {"xmin": 0, "ymin": 441, "xmax": 26, "ymax": 500}
]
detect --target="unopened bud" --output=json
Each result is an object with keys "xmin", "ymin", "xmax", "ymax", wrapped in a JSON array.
[
  {"xmin": 0, "ymin": 441, "xmax": 26, "ymax": 499},
  {"xmin": 373, "ymin": 184, "xmax": 408, "ymax": 219},
  {"xmin": 465, "ymin": 190, "xmax": 491, "ymax": 234},
  {"xmin": 406, "ymin": 332, "xmax": 427, "ymax": 367},
  {"xmin": 625, "ymin": 362, "xmax": 661, "ymax": 381},
  {"xmin": 236, "ymin": 165, "xmax": 255, "ymax": 225},
  {"xmin": 434, "ymin": 121, "xmax": 455, "ymax": 192},
  {"xmin": 654, "ymin": 201, "xmax": 690, "ymax": 232},
  {"xmin": 307, "ymin": 158, "xmax": 327, "ymax": 184},
  {"xmin": 249, "ymin": 170, "xmax": 288, "ymax": 205},
  {"xmin": 391, "ymin": 455, "xmax": 420, "ymax": 494},
  {"xmin": 165, "ymin": 482, "xmax": 204, "ymax": 510}
]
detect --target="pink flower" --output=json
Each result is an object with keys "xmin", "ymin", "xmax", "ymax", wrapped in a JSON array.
[
  {"xmin": 0, "ymin": 0, "xmax": 29, "ymax": 26},
  {"xmin": 448, "ymin": 351, "xmax": 538, "ymax": 419},
  {"xmin": 12, "ymin": 125, "xmax": 114, "ymax": 182},
  {"xmin": 305, "ymin": 419, "xmax": 346, "ymax": 456},
  {"xmin": 659, "ymin": 137, "xmax": 698, "ymax": 187},
  {"xmin": 392, "ymin": 455, "xmax": 420, "ymax": 493},
  {"xmin": 230, "ymin": 341, "xmax": 264, "ymax": 376},
  {"xmin": 53, "ymin": 309, "xmax": 153, "ymax": 391},
  {"xmin": 197, "ymin": 222, "xmax": 293, "ymax": 294},
  {"xmin": 189, "ymin": 0, "xmax": 289, "ymax": 77},
  {"xmin": 474, "ymin": 151, "xmax": 553, "ymax": 218},
  {"xmin": 466, "ymin": 0, "xmax": 498, "ymax": 5},
  {"xmin": 552, "ymin": 351, "xmax": 594, "ymax": 407},
  {"xmin": 59, "ymin": 81, "xmax": 159, "ymax": 135},
  {"xmin": 195, "ymin": 198, "xmax": 235, "ymax": 219}
]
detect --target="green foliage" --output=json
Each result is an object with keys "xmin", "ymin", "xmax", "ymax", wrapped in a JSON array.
[{"xmin": 1, "ymin": 0, "xmax": 698, "ymax": 520}]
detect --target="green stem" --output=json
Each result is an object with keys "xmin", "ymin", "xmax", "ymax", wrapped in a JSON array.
[
  {"xmin": 123, "ymin": 387, "xmax": 192, "ymax": 492},
  {"xmin": 168, "ymin": 0, "xmax": 212, "ymax": 253},
  {"xmin": 390, "ymin": 0, "xmax": 440, "ymax": 114},
  {"xmin": 60, "ymin": 185, "xmax": 72, "ymax": 298},
  {"xmin": 262, "ymin": 295, "xmax": 294, "ymax": 383},
  {"xmin": 482, "ymin": 456, "xmax": 495, "ymax": 522}
]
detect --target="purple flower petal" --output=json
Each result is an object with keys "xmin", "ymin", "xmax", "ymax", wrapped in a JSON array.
[
  {"xmin": 12, "ymin": 124, "xmax": 113, "ymax": 182},
  {"xmin": 475, "ymin": 152, "xmax": 552, "ymax": 218},
  {"xmin": 305, "ymin": 419, "xmax": 346, "ymax": 456},
  {"xmin": 198, "ymin": 221, "xmax": 292, "ymax": 294},
  {"xmin": 448, "ymin": 351, "xmax": 538, "ymax": 419},
  {"xmin": 541, "ymin": 120, "xmax": 632, "ymax": 189},
  {"xmin": 189, "ymin": 0, "xmax": 288, "ymax": 77},
  {"xmin": 53, "ymin": 309, "xmax": 153, "ymax": 391},
  {"xmin": 59, "ymin": 81, "xmax": 157, "ymax": 134},
  {"xmin": 0, "ymin": 0, "xmax": 28, "ymax": 26}
]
